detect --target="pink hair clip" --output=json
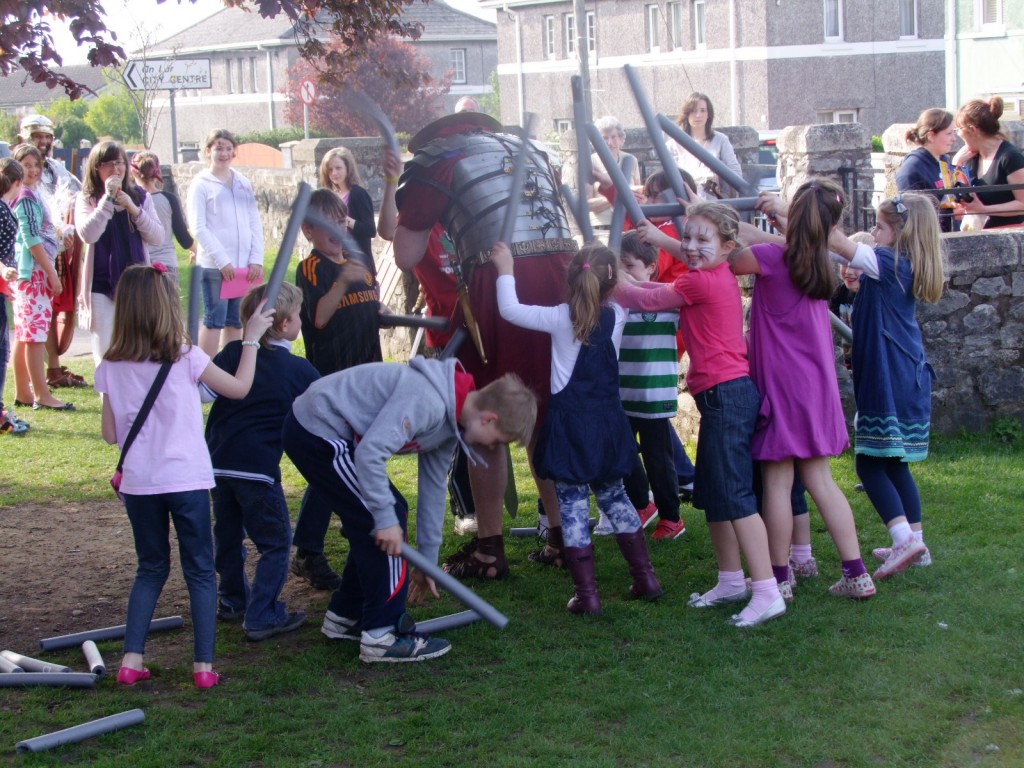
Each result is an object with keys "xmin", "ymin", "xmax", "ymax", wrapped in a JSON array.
[
  {"xmin": 581, "ymin": 262, "xmax": 591, "ymax": 270},
  {"xmin": 152, "ymin": 262, "xmax": 169, "ymax": 274}
]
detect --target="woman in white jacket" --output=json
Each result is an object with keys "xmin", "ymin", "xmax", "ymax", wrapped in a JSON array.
[
  {"xmin": 75, "ymin": 141, "xmax": 164, "ymax": 365},
  {"xmin": 187, "ymin": 129, "xmax": 265, "ymax": 356},
  {"xmin": 668, "ymin": 93, "xmax": 743, "ymax": 200}
]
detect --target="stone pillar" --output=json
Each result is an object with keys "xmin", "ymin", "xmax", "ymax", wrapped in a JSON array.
[
  {"xmin": 777, "ymin": 123, "xmax": 872, "ymax": 228},
  {"xmin": 881, "ymin": 123, "xmax": 915, "ymax": 199},
  {"xmin": 719, "ymin": 126, "xmax": 759, "ymax": 191}
]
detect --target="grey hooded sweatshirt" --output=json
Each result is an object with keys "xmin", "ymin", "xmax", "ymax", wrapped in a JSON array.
[{"xmin": 291, "ymin": 357, "xmax": 473, "ymax": 565}]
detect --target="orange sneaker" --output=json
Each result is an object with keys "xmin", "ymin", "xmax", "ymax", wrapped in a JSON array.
[{"xmin": 652, "ymin": 518, "xmax": 686, "ymax": 541}]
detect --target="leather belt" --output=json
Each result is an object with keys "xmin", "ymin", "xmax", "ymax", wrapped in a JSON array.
[{"xmin": 466, "ymin": 237, "xmax": 579, "ymax": 266}]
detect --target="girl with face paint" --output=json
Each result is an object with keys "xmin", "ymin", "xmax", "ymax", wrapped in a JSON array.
[{"xmin": 617, "ymin": 202, "xmax": 784, "ymax": 628}]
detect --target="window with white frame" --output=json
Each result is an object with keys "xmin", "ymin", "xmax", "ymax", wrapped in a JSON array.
[
  {"xmin": 555, "ymin": 119, "xmax": 572, "ymax": 136},
  {"xmin": 979, "ymin": 0, "xmax": 1003, "ymax": 27},
  {"xmin": 249, "ymin": 57, "xmax": 258, "ymax": 92},
  {"xmin": 667, "ymin": 2, "xmax": 683, "ymax": 49},
  {"xmin": 693, "ymin": 0, "xmax": 706, "ymax": 47},
  {"xmin": 238, "ymin": 57, "xmax": 246, "ymax": 93},
  {"xmin": 544, "ymin": 16, "xmax": 556, "ymax": 58},
  {"xmin": 647, "ymin": 4, "xmax": 660, "ymax": 51},
  {"xmin": 226, "ymin": 59, "xmax": 234, "ymax": 94},
  {"xmin": 565, "ymin": 13, "xmax": 576, "ymax": 56},
  {"xmin": 450, "ymin": 49, "xmax": 467, "ymax": 84},
  {"xmin": 898, "ymin": 0, "xmax": 917, "ymax": 37},
  {"xmin": 818, "ymin": 109, "xmax": 858, "ymax": 124},
  {"xmin": 586, "ymin": 11, "xmax": 596, "ymax": 53},
  {"xmin": 824, "ymin": 0, "xmax": 843, "ymax": 41}
]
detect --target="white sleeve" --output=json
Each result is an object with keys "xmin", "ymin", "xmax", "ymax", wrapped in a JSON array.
[
  {"xmin": 849, "ymin": 242, "xmax": 880, "ymax": 280},
  {"xmin": 496, "ymin": 274, "xmax": 564, "ymax": 332}
]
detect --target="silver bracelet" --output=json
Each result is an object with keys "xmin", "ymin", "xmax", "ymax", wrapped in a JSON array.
[{"xmin": 241, "ymin": 340, "xmax": 260, "ymax": 348}]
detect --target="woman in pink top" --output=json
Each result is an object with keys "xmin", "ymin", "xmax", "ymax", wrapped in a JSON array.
[{"xmin": 619, "ymin": 202, "xmax": 783, "ymax": 628}]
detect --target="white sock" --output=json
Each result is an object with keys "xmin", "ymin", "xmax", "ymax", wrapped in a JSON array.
[
  {"xmin": 889, "ymin": 521, "xmax": 913, "ymax": 548},
  {"xmin": 365, "ymin": 626, "xmax": 391, "ymax": 639}
]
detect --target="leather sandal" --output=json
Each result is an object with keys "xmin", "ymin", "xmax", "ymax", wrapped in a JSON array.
[
  {"xmin": 527, "ymin": 525, "xmax": 565, "ymax": 568},
  {"xmin": 442, "ymin": 535, "xmax": 509, "ymax": 579}
]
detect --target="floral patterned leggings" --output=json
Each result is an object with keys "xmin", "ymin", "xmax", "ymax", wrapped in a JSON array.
[{"xmin": 555, "ymin": 479, "xmax": 641, "ymax": 548}]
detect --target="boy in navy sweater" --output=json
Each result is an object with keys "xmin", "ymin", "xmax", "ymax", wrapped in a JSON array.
[{"xmin": 206, "ymin": 282, "xmax": 320, "ymax": 641}]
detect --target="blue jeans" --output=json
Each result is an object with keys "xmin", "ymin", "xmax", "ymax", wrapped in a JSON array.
[
  {"xmin": 212, "ymin": 477, "xmax": 292, "ymax": 631},
  {"xmin": 123, "ymin": 490, "xmax": 217, "ymax": 663},
  {"xmin": 693, "ymin": 376, "xmax": 761, "ymax": 523},
  {"xmin": 200, "ymin": 268, "xmax": 242, "ymax": 329}
]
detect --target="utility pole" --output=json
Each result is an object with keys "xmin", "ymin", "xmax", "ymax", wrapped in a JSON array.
[{"xmin": 574, "ymin": 0, "xmax": 592, "ymax": 124}]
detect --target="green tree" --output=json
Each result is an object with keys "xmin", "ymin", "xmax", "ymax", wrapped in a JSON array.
[
  {"xmin": 57, "ymin": 116, "xmax": 97, "ymax": 148},
  {"xmin": 36, "ymin": 98, "xmax": 90, "ymax": 124},
  {"xmin": 0, "ymin": 113, "xmax": 19, "ymax": 145},
  {"xmin": 85, "ymin": 89, "xmax": 141, "ymax": 144}
]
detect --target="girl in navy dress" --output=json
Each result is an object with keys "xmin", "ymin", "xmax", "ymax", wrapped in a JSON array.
[
  {"xmin": 492, "ymin": 242, "xmax": 662, "ymax": 615},
  {"xmin": 827, "ymin": 192, "xmax": 945, "ymax": 580}
]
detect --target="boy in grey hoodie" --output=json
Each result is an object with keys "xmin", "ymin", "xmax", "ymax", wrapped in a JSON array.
[{"xmin": 282, "ymin": 357, "xmax": 535, "ymax": 663}]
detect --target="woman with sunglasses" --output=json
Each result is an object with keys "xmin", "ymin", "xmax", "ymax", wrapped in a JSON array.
[
  {"xmin": 896, "ymin": 109, "xmax": 958, "ymax": 232},
  {"xmin": 75, "ymin": 141, "xmax": 164, "ymax": 364},
  {"xmin": 952, "ymin": 97, "xmax": 1024, "ymax": 229}
]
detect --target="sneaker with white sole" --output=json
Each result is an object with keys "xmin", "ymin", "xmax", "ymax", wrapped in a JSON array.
[
  {"xmin": 873, "ymin": 538, "xmax": 927, "ymax": 580},
  {"xmin": 636, "ymin": 501, "xmax": 658, "ymax": 529},
  {"xmin": 359, "ymin": 630, "xmax": 451, "ymax": 663},
  {"xmin": 828, "ymin": 572, "xmax": 877, "ymax": 599},
  {"xmin": 321, "ymin": 610, "xmax": 361, "ymax": 641},
  {"xmin": 453, "ymin": 515, "xmax": 478, "ymax": 536},
  {"xmin": 873, "ymin": 545, "xmax": 931, "ymax": 567},
  {"xmin": 652, "ymin": 518, "xmax": 686, "ymax": 541}
]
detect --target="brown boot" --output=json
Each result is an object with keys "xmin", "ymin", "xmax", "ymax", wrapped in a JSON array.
[
  {"xmin": 616, "ymin": 529, "xmax": 663, "ymax": 601},
  {"xmin": 528, "ymin": 525, "xmax": 565, "ymax": 568},
  {"xmin": 443, "ymin": 535, "xmax": 509, "ymax": 579},
  {"xmin": 563, "ymin": 545, "xmax": 602, "ymax": 615}
]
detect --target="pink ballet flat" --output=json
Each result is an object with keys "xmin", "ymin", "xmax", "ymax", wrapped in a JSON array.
[
  {"xmin": 193, "ymin": 670, "xmax": 220, "ymax": 689},
  {"xmin": 116, "ymin": 666, "xmax": 151, "ymax": 685}
]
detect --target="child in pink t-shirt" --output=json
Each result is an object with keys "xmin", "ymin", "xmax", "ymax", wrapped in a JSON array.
[
  {"xmin": 95, "ymin": 264, "xmax": 273, "ymax": 689},
  {"xmin": 617, "ymin": 202, "xmax": 783, "ymax": 628}
]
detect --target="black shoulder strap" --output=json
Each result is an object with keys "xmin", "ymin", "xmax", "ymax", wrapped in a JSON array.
[{"xmin": 115, "ymin": 360, "xmax": 172, "ymax": 472}]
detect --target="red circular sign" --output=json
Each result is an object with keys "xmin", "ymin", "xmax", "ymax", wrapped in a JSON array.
[{"xmin": 299, "ymin": 80, "xmax": 317, "ymax": 106}]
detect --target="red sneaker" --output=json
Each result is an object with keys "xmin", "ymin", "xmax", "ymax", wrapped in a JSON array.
[
  {"xmin": 652, "ymin": 518, "xmax": 686, "ymax": 541},
  {"xmin": 636, "ymin": 501, "xmax": 658, "ymax": 529}
]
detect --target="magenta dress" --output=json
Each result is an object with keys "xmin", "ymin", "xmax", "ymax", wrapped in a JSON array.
[{"xmin": 748, "ymin": 243, "xmax": 849, "ymax": 461}]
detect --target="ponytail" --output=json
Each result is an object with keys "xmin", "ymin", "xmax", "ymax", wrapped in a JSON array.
[{"xmin": 567, "ymin": 245, "xmax": 619, "ymax": 343}]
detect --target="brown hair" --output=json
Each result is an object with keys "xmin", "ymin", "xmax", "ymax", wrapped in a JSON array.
[
  {"xmin": 620, "ymin": 230, "xmax": 658, "ymax": 269},
  {"xmin": 0, "ymin": 157, "xmax": 24, "ymax": 198},
  {"xmin": 318, "ymin": 146, "xmax": 363, "ymax": 192},
  {"xmin": 308, "ymin": 187, "xmax": 349, "ymax": 224},
  {"xmin": 130, "ymin": 150, "xmax": 163, "ymax": 185},
  {"xmin": 642, "ymin": 168, "xmax": 698, "ymax": 200},
  {"xmin": 876, "ymin": 193, "xmax": 945, "ymax": 303},
  {"xmin": 957, "ymin": 97, "xmax": 1005, "ymax": 139},
  {"xmin": 904, "ymin": 109, "xmax": 954, "ymax": 146},
  {"xmin": 82, "ymin": 140, "xmax": 143, "ymax": 205},
  {"xmin": 205, "ymin": 128, "xmax": 239, "ymax": 151},
  {"xmin": 677, "ymin": 92, "xmax": 715, "ymax": 140},
  {"xmin": 567, "ymin": 244, "xmax": 619, "ymax": 343},
  {"xmin": 784, "ymin": 178, "xmax": 845, "ymax": 300},
  {"xmin": 104, "ymin": 265, "xmax": 187, "ymax": 362},
  {"xmin": 474, "ymin": 373, "xmax": 537, "ymax": 446},
  {"xmin": 240, "ymin": 282, "xmax": 303, "ymax": 348},
  {"xmin": 12, "ymin": 144, "xmax": 42, "ymax": 169}
]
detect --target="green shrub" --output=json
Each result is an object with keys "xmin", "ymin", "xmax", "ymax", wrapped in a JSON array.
[
  {"xmin": 236, "ymin": 126, "xmax": 330, "ymax": 148},
  {"xmin": 872, "ymin": 135, "xmax": 884, "ymax": 152}
]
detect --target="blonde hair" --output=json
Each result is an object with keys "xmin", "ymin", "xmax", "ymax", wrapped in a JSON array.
[
  {"xmin": 685, "ymin": 201, "xmax": 742, "ymax": 247},
  {"xmin": 848, "ymin": 231, "xmax": 876, "ymax": 247},
  {"xmin": 567, "ymin": 245, "xmax": 619, "ymax": 343},
  {"xmin": 785, "ymin": 177, "xmax": 845, "ymax": 300},
  {"xmin": 319, "ymin": 147, "xmax": 363, "ymax": 192},
  {"xmin": 876, "ymin": 193, "xmax": 945, "ymax": 304},
  {"xmin": 105, "ymin": 265, "xmax": 187, "ymax": 362},
  {"xmin": 239, "ymin": 282, "xmax": 302, "ymax": 348},
  {"xmin": 474, "ymin": 373, "xmax": 537, "ymax": 445}
]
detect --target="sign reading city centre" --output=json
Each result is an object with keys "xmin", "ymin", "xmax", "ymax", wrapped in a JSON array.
[{"xmin": 123, "ymin": 59, "xmax": 212, "ymax": 91}]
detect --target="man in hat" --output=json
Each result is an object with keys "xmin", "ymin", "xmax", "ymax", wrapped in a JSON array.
[
  {"xmin": 19, "ymin": 114, "xmax": 86, "ymax": 389},
  {"xmin": 392, "ymin": 111, "xmax": 576, "ymax": 579}
]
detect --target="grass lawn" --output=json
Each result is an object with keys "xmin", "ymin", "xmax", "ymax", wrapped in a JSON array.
[{"xmin": 1, "ymin": 255, "xmax": 1022, "ymax": 766}]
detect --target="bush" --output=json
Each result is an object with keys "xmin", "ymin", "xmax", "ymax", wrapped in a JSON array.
[
  {"xmin": 872, "ymin": 135, "xmax": 884, "ymax": 152},
  {"xmin": 236, "ymin": 127, "xmax": 329, "ymax": 148},
  {"xmin": 56, "ymin": 116, "xmax": 96, "ymax": 148}
]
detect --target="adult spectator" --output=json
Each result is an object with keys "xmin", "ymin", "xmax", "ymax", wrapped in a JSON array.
[
  {"xmin": 393, "ymin": 111, "xmax": 575, "ymax": 578},
  {"xmin": 668, "ymin": 93, "xmax": 742, "ymax": 200},
  {"xmin": 897, "ymin": 109, "xmax": 958, "ymax": 232},
  {"xmin": 953, "ymin": 97, "xmax": 1024, "ymax": 229},
  {"xmin": 588, "ymin": 116, "xmax": 642, "ymax": 236},
  {"xmin": 454, "ymin": 96, "xmax": 480, "ymax": 113}
]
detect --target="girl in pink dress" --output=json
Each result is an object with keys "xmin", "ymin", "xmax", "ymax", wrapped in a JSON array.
[{"xmin": 732, "ymin": 179, "xmax": 874, "ymax": 601}]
